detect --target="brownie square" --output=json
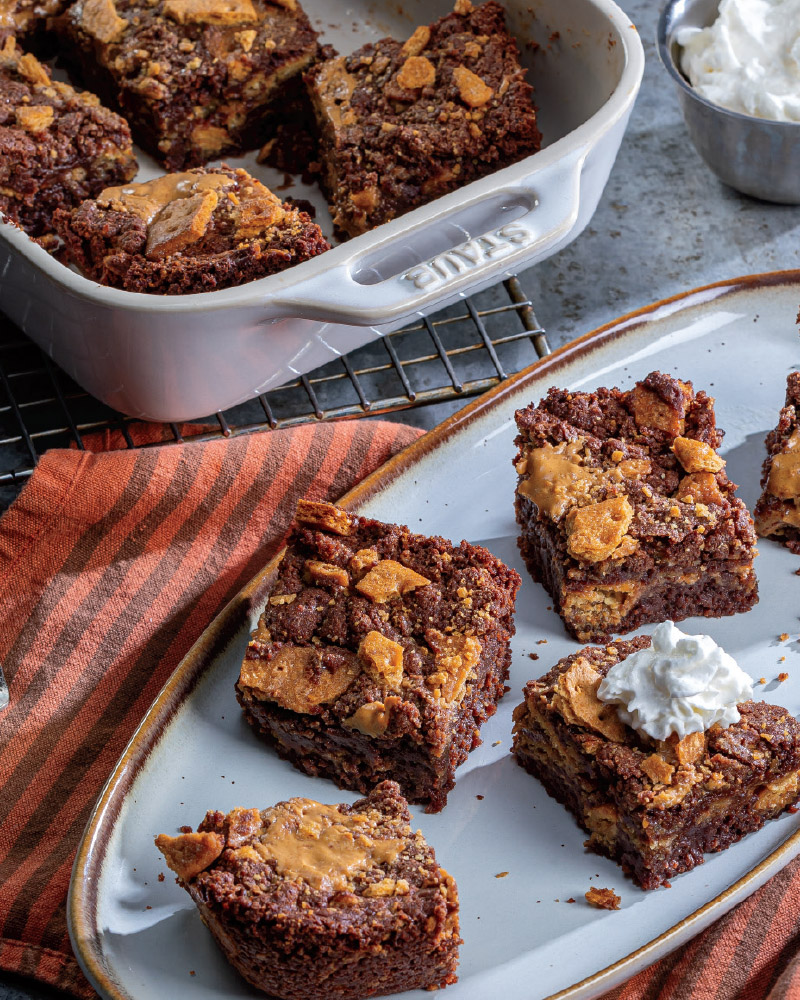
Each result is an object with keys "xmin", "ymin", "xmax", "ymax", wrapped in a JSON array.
[
  {"xmin": 0, "ymin": 35, "xmax": 136, "ymax": 237},
  {"xmin": 155, "ymin": 781, "xmax": 460, "ymax": 999},
  {"xmin": 754, "ymin": 372, "xmax": 800, "ymax": 551},
  {"xmin": 512, "ymin": 639, "xmax": 800, "ymax": 889},
  {"xmin": 305, "ymin": 0, "xmax": 541, "ymax": 238},
  {"xmin": 235, "ymin": 499, "xmax": 521, "ymax": 812},
  {"xmin": 53, "ymin": 0, "xmax": 319, "ymax": 169},
  {"xmin": 53, "ymin": 164, "xmax": 330, "ymax": 292},
  {"xmin": 513, "ymin": 371, "xmax": 758, "ymax": 642}
]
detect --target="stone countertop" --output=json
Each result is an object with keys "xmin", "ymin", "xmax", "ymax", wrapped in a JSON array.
[{"xmin": 4, "ymin": 0, "xmax": 800, "ymax": 997}]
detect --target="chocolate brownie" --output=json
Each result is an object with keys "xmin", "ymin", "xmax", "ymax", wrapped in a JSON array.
[
  {"xmin": 305, "ymin": 0, "xmax": 541, "ymax": 238},
  {"xmin": 53, "ymin": 165, "xmax": 330, "ymax": 293},
  {"xmin": 53, "ymin": 0, "xmax": 319, "ymax": 169},
  {"xmin": 236, "ymin": 499, "xmax": 520, "ymax": 812},
  {"xmin": 0, "ymin": 35, "xmax": 136, "ymax": 237},
  {"xmin": 754, "ymin": 372, "xmax": 800, "ymax": 552},
  {"xmin": 513, "ymin": 372, "xmax": 758, "ymax": 642},
  {"xmin": 155, "ymin": 781, "xmax": 460, "ymax": 999},
  {"xmin": 512, "ymin": 639, "xmax": 800, "ymax": 889}
]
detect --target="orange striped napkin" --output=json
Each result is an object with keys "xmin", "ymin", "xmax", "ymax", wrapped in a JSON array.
[{"xmin": 1, "ymin": 418, "xmax": 800, "ymax": 1000}]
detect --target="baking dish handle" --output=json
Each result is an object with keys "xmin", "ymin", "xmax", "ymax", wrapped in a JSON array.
[{"xmin": 271, "ymin": 149, "xmax": 586, "ymax": 326}]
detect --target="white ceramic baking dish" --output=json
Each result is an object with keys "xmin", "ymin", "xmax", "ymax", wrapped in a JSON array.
[{"xmin": 0, "ymin": 0, "xmax": 643, "ymax": 422}]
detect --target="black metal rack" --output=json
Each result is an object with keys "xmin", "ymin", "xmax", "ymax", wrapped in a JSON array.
[{"xmin": 0, "ymin": 274, "xmax": 549, "ymax": 510}]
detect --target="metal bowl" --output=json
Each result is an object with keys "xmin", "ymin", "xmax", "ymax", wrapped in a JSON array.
[{"xmin": 658, "ymin": 0, "xmax": 800, "ymax": 204}]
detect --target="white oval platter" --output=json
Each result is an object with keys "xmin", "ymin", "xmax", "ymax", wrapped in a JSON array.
[{"xmin": 70, "ymin": 271, "xmax": 800, "ymax": 1000}]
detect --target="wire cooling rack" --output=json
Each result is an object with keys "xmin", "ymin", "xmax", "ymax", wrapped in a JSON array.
[{"xmin": 0, "ymin": 275, "xmax": 549, "ymax": 509}]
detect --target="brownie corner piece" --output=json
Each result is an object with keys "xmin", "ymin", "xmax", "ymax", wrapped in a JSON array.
[
  {"xmin": 754, "ymin": 371, "xmax": 800, "ymax": 551},
  {"xmin": 156, "ymin": 781, "xmax": 460, "ymax": 999},
  {"xmin": 306, "ymin": 0, "xmax": 541, "ymax": 237},
  {"xmin": 512, "ymin": 638, "xmax": 800, "ymax": 889},
  {"xmin": 53, "ymin": 165, "xmax": 329, "ymax": 293},
  {"xmin": 53, "ymin": 0, "xmax": 319, "ymax": 169},
  {"xmin": 513, "ymin": 370, "xmax": 758, "ymax": 642},
  {"xmin": 0, "ymin": 35, "xmax": 136, "ymax": 236},
  {"xmin": 235, "ymin": 499, "xmax": 521, "ymax": 811}
]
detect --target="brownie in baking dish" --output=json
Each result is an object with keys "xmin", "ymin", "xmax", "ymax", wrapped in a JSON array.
[
  {"xmin": 155, "ymin": 781, "xmax": 461, "ymax": 999},
  {"xmin": 513, "ymin": 371, "xmax": 758, "ymax": 642},
  {"xmin": 53, "ymin": 0, "xmax": 319, "ymax": 170},
  {"xmin": 53, "ymin": 165, "xmax": 330, "ymax": 293},
  {"xmin": 236, "ymin": 499, "xmax": 520, "ymax": 812},
  {"xmin": 305, "ymin": 0, "xmax": 542, "ymax": 238},
  {"xmin": 0, "ymin": 35, "xmax": 136, "ymax": 238},
  {"xmin": 754, "ymin": 372, "xmax": 800, "ymax": 552},
  {"xmin": 512, "ymin": 638, "xmax": 800, "ymax": 889}
]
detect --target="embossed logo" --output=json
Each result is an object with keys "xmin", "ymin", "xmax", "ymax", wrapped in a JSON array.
[{"xmin": 401, "ymin": 222, "xmax": 534, "ymax": 290}]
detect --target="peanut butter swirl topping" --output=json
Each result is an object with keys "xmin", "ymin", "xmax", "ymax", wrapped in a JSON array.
[
  {"xmin": 517, "ymin": 440, "xmax": 597, "ymax": 520},
  {"xmin": 239, "ymin": 644, "xmax": 360, "ymax": 714},
  {"xmin": 98, "ymin": 171, "xmax": 235, "ymax": 224},
  {"xmin": 246, "ymin": 798, "xmax": 406, "ymax": 890}
]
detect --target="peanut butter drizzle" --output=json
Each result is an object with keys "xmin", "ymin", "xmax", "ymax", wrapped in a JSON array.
[
  {"xmin": 98, "ymin": 172, "xmax": 235, "ymax": 223},
  {"xmin": 517, "ymin": 440, "xmax": 597, "ymax": 520},
  {"xmin": 250, "ymin": 799, "xmax": 405, "ymax": 890},
  {"xmin": 313, "ymin": 56, "xmax": 356, "ymax": 128},
  {"xmin": 768, "ymin": 429, "xmax": 800, "ymax": 500}
]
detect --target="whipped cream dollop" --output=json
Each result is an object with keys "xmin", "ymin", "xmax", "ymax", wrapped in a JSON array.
[
  {"xmin": 677, "ymin": 0, "xmax": 800, "ymax": 123},
  {"xmin": 596, "ymin": 621, "xmax": 754, "ymax": 741}
]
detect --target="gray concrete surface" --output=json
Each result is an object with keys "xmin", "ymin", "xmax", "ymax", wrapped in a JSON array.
[{"xmin": 5, "ymin": 0, "xmax": 800, "ymax": 996}]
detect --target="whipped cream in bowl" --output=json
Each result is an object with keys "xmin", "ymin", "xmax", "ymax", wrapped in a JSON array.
[
  {"xmin": 597, "ymin": 621, "xmax": 754, "ymax": 741},
  {"xmin": 677, "ymin": 0, "xmax": 800, "ymax": 123},
  {"xmin": 658, "ymin": 0, "xmax": 800, "ymax": 203}
]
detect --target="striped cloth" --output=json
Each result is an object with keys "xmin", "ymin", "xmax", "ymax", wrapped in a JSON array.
[{"xmin": 1, "ymin": 419, "xmax": 799, "ymax": 1000}]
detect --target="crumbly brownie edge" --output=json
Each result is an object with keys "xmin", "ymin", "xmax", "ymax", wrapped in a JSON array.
[
  {"xmin": 55, "ymin": 209, "xmax": 330, "ymax": 294},
  {"xmin": 52, "ymin": 166, "xmax": 331, "ymax": 294},
  {"xmin": 190, "ymin": 890, "xmax": 460, "ymax": 999},
  {"xmin": 513, "ymin": 723, "xmax": 799, "ymax": 889}
]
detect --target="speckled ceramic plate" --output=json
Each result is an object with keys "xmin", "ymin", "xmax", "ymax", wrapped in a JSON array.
[{"xmin": 70, "ymin": 271, "xmax": 800, "ymax": 1000}]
